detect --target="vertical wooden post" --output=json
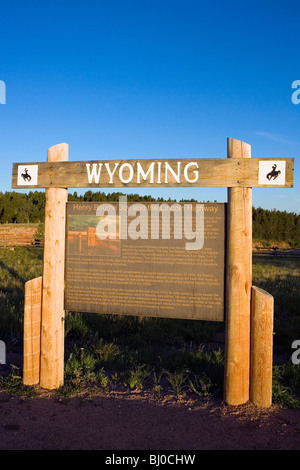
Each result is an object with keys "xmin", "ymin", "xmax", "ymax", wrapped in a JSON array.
[
  {"xmin": 23, "ymin": 276, "xmax": 42, "ymax": 385},
  {"xmin": 250, "ymin": 286, "xmax": 274, "ymax": 407},
  {"xmin": 224, "ymin": 138, "xmax": 252, "ymax": 406},
  {"xmin": 39, "ymin": 143, "xmax": 68, "ymax": 389}
]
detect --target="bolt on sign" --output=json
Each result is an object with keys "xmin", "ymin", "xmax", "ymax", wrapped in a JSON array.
[{"xmin": 64, "ymin": 200, "xmax": 226, "ymax": 322}]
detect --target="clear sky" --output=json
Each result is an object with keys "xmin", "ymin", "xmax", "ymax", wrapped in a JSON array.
[{"xmin": 0, "ymin": 0, "xmax": 299, "ymax": 213}]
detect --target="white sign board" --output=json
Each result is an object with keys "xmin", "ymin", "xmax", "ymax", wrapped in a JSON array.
[
  {"xmin": 17, "ymin": 165, "xmax": 39, "ymax": 186},
  {"xmin": 259, "ymin": 161, "xmax": 286, "ymax": 186}
]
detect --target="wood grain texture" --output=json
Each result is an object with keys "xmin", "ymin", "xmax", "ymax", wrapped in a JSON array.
[
  {"xmin": 224, "ymin": 138, "xmax": 252, "ymax": 406},
  {"xmin": 23, "ymin": 276, "xmax": 42, "ymax": 386},
  {"xmin": 39, "ymin": 144, "xmax": 68, "ymax": 390},
  {"xmin": 250, "ymin": 286, "xmax": 274, "ymax": 408},
  {"xmin": 12, "ymin": 158, "xmax": 294, "ymax": 188}
]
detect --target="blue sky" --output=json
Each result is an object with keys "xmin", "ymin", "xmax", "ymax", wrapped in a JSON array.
[{"xmin": 0, "ymin": 0, "xmax": 299, "ymax": 213}]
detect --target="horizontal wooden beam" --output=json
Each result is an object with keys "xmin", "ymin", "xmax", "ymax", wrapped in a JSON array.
[{"xmin": 12, "ymin": 157, "xmax": 294, "ymax": 189}]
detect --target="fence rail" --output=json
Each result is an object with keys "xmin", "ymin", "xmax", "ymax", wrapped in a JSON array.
[
  {"xmin": 0, "ymin": 237, "xmax": 299, "ymax": 256},
  {"xmin": 253, "ymin": 247, "xmax": 300, "ymax": 257},
  {"xmin": 0, "ymin": 238, "xmax": 44, "ymax": 247}
]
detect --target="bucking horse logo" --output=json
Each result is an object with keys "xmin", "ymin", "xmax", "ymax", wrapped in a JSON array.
[
  {"xmin": 21, "ymin": 168, "xmax": 32, "ymax": 182},
  {"xmin": 266, "ymin": 164, "xmax": 281, "ymax": 181}
]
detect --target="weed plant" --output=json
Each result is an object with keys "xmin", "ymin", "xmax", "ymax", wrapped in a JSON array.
[{"xmin": 0, "ymin": 365, "xmax": 36, "ymax": 397}]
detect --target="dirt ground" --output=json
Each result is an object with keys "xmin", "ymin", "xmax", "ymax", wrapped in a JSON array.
[
  {"xmin": 1, "ymin": 351, "xmax": 300, "ymax": 452},
  {"xmin": 1, "ymin": 388, "xmax": 300, "ymax": 451}
]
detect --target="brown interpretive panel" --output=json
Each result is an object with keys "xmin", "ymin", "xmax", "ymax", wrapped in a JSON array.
[{"xmin": 64, "ymin": 201, "xmax": 226, "ymax": 321}]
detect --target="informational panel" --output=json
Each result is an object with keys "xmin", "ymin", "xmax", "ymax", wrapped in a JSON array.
[{"xmin": 64, "ymin": 201, "xmax": 226, "ymax": 321}]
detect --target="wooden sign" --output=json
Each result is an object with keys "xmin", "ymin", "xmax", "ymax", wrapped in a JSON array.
[
  {"xmin": 64, "ymin": 201, "xmax": 226, "ymax": 321},
  {"xmin": 12, "ymin": 157, "xmax": 294, "ymax": 188},
  {"xmin": 19, "ymin": 139, "xmax": 290, "ymax": 406}
]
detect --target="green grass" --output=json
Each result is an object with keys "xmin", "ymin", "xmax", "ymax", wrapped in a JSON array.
[
  {"xmin": 253, "ymin": 255, "xmax": 300, "ymax": 351},
  {"xmin": 0, "ymin": 365, "xmax": 36, "ymax": 397},
  {"xmin": 0, "ymin": 247, "xmax": 43, "ymax": 341},
  {"xmin": 0, "ymin": 246, "xmax": 299, "ymax": 408}
]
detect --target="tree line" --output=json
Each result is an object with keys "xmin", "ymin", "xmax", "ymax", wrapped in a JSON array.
[{"xmin": 0, "ymin": 191, "xmax": 299, "ymax": 246}]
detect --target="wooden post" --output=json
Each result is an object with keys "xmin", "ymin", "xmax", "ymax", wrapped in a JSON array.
[
  {"xmin": 250, "ymin": 286, "xmax": 274, "ymax": 407},
  {"xmin": 23, "ymin": 276, "xmax": 42, "ymax": 385},
  {"xmin": 39, "ymin": 143, "xmax": 68, "ymax": 389},
  {"xmin": 224, "ymin": 138, "xmax": 252, "ymax": 406}
]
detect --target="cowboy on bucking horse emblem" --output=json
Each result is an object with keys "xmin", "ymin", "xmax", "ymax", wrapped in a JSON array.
[
  {"xmin": 266, "ymin": 164, "xmax": 281, "ymax": 181},
  {"xmin": 21, "ymin": 168, "xmax": 32, "ymax": 182}
]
